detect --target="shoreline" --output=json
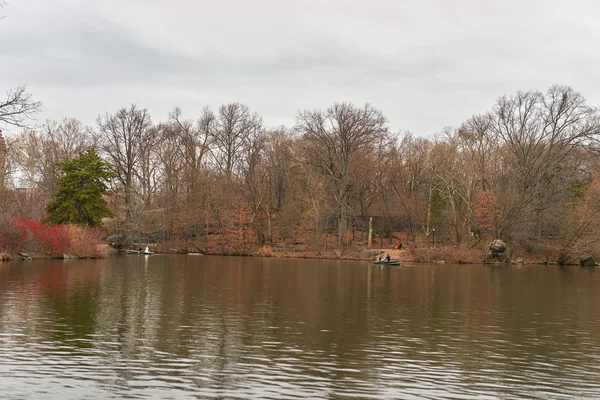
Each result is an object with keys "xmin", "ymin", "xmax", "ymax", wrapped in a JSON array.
[
  {"xmin": 0, "ymin": 252, "xmax": 105, "ymax": 262},
  {"xmin": 0, "ymin": 245, "xmax": 578, "ymax": 266},
  {"xmin": 0, "ymin": 245, "xmax": 587, "ymax": 267},
  {"xmin": 0, "ymin": 243, "xmax": 116, "ymax": 262}
]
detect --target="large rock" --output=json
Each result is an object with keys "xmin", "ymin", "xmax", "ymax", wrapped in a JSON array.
[
  {"xmin": 18, "ymin": 253, "xmax": 32, "ymax": 261},
  {"xmin": 580, "ymin": 255, "xmax": 596, "ymax": 267},
  {"xmin": 489, "ymin": 239, "xmax": 507, "ymax": 253},
  {"xmin": 487, "ymin": 239, "xmax": 509, "ymax": 263}
]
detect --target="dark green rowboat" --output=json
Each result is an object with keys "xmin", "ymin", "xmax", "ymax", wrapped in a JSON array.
[{"xmin": 373, "ymin": 260, "xmax": 400, "ymax": 266}]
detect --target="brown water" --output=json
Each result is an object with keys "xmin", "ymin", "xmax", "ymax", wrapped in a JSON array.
[{"xmin": 0, "ymin": 255, "xmax": 599, "ymax": 399}]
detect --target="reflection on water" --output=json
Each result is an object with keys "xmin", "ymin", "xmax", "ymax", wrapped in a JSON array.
[{"xmin": 0, "ymin": 255, "xmax": 599, "ymax": 399}]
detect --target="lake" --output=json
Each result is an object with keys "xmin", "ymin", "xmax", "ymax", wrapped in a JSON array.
[{"xmin": 0, "ymin": 255, "xmax": 599, "ymax": 399}]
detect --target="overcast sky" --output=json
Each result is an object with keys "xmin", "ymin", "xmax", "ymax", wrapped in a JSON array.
[{"xmin": 1, "ymin": 0, "xmax": 599, "ymax": 135}]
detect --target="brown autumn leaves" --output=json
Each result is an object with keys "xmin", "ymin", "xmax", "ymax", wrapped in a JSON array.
[{"xmin": 2, "ymin": 85, "xmax": 600, "ymax": 262}]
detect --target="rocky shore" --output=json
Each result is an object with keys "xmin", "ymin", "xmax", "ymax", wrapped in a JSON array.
[{"xmin": 2, "ymin": 241, "xmax": 597, "ymax": 267}]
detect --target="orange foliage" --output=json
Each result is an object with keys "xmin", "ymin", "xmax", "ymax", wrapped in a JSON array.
[
  {"xmin": 473, "ymin": 190, "xmax": 502, "ymax": 236},
  {"xmin": 217, "ymin": 200, "xmax": 256, "ymax": 253}
]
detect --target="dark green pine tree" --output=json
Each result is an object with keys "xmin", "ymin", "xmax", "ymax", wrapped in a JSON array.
[{"xmin": 46, "ymin": 148, "xmax": 116, "ymax": 227}]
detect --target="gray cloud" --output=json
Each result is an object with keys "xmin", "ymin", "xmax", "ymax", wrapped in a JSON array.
[
  {"xmin": 2, "ymin": 13, "xmax": 457, "ymax": 89},
  {"xmin": 1, "ymin": 0, "xmax": 600, "ymax": 134}
]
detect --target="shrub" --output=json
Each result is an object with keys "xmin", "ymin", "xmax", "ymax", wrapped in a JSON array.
[
  {"xmin": 66, "ymin": 225, "xmax": 103, "ymax": 257},
  {"xmin": 255, "ymin": 245, "xmax": 274, "ymax": 257},
  {"xmin": 10, "ymin": 218, "xmax": 70, "ymax": 254},
  {"xmin": 0, "ymin": 217, "xmax": 21, "ymax": 252}
]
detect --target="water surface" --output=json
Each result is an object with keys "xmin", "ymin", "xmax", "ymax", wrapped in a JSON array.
[{"xmin": 1, "ymin": 255, "xmax": 599, "ymax": 399}]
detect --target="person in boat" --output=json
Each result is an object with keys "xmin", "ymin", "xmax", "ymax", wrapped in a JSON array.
[{"xmin": 385, "ymin": 254, "xmax": 391, "ymax": 262}]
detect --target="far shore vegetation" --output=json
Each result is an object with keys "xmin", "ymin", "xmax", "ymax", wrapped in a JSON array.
[{"xmin": 2, "ymin": 86, "xmax": 600, "ymax": 265}]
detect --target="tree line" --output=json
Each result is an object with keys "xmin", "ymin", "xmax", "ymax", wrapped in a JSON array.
[{"xmin": 2, "ymin": 85, "xmax": 600, "ymax": 262}]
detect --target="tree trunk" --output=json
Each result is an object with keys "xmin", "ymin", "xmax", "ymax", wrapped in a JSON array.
[
  {"xmin": 368, "ymin": 217, "xmax": 373, "ymax": 248},
  {"xmin": 337, "ymin": 185, "xmax": 349, "ymax": 253},
  {"xmin": 425, "ymin": 181, "xmax": 433, "ymax": 236},
  {"xmin": 338, "ymin": 204, "xmax": 347, "ymax": 252},
  {"xmin": 266, "ymin": 201, "xmax": 272, "ymax": 244}
]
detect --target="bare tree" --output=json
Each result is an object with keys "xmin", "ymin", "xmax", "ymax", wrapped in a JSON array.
[
  {"xmin": 242, "ymin": 127, "xmax": 297, "ymax": 244},
  {"xmin": 154, "ymin": 122, "xmax": 185, "ymax": 240},
  {"xmin": 43, "ymin": 118, "xmax": 93, "ymax": 160},
  {"xmin": 1, "ymin": 130, "xmax": 49, "ymax": 218},
  {"xmin": 487, "ymin": 86, "xmax": 600, "ymax": 237},
  {"xmin": 0, "ymin": 86, "xmax": 42, "ymax": 129},
  {"xmin": 40, "ymin": 118, "xmax": 93, "ymax": 194},
  {"xmin": 296, "ymin": 102, "xmax": 388, "ymax": 253},
  {"xmin": 262, "ymin": 128, "xmax": 294, "ymax": 213},
  {"xmin": 389, "ymin": 133, "xmax": 432, "ymax": 245},
  {"xmin": 0, "ymin": 6, "xmax": 42, "ymax": 195},
  {"xmin": 169, "ymin": 107, "xmax": 212, "ymax": 203},
  {"xmin": 10, "ymin": 129, "xmax": 44, "ymax": 188},
  {"xmin": 239, "ymin": 128, "xmax": 266, "ymax": 238},
  {"xmin": 457, "ymin": 115, "xmax": 494, "ymax": 192},
  {"xmin": 210, "ymin": 103, "xmax": 263, "ymax": 178},
  {"xmin": 0, "ymin": 131, "xmax": 7, "ymax": 192},
  {"xmin": 428, "ymin": 131, "xmax": 479, "ymax": 244},
  {"xmin": 4, "ymin": 119, "xmax": 92, "ymax": 201},
  {"xmin": 97, "ymin": 104, "xmax": 153, "ymax": 224},
  {"xmin": 351, "ymin": 147, "xmax": 379, "ymax": 218}
]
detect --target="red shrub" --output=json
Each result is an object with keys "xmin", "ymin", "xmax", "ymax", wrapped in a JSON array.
[{"xmin": 10, "ymin": 218, "xmax": 70, "ymax": 254}]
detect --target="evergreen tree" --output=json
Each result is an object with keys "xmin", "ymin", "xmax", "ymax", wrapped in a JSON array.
[{"xmin": 46, "ymin": 148, "xmax": 115, "ymax": 227}]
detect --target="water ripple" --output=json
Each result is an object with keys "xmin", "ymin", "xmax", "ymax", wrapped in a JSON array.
[{"xmin": 1, "ymin": 257, "xmax": 599, "ymax": 399}]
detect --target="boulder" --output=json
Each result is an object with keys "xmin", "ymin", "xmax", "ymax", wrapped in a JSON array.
[
  {"xmin": 18, "ymin": 253, "xmax": 32, "ymax": 261},
  {"xmin": 489, "ymin": 239, "xmax": 507, "ymax": 253},
  {"xmin": 580, "ymin": 255, "xmax": 596, "ymax": 267},
  {"xmin": 487, "ymin": 239, "xmax": 509, "ymax": 263}
]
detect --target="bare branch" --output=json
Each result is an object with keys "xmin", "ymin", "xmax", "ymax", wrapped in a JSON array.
[{"xmin": 0, "ymin": 86, "xmax": 43, "ymax": 129}]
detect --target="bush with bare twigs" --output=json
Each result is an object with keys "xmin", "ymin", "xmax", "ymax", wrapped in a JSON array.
[{"xmin": 65, "ymin": 226, "xmax": 103, "ymax": 258}]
